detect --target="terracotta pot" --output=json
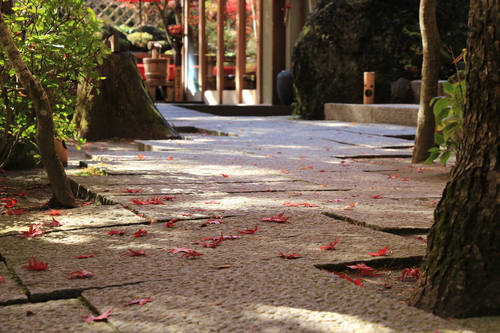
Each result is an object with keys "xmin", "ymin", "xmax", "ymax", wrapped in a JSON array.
[{"xmin": 54, "ymin": 139, "xmax": 68, "ymax": 167}]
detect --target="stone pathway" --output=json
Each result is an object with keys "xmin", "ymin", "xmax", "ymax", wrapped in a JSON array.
[{"xmin": 0, "ymin": 105, "xmax": 496, "ymax": 332}]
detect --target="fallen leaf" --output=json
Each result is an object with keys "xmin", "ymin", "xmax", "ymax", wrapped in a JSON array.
[
  {"xmin": 278, "ymin": 252, "xmax": 302, "ymax": 259},
  {"xmin": 1, "ymin": 198, "xmax": 16, "ymax": 208},
  {"xmin": 137, "ymin": 154, "xmax": 145, "ymax": 159},
  {"xmin": 133, "ymin": 229, "xmax": 148, "ymax": 237},
  {"xmin": 168, "ymin": 247, "xmax": 192, "ymax": 254},
  {"xmin": 106, "ymin": 229, "xmax": 125, "ymax": 235},
  {"xmin": 123, "ymin": 249, "xmax": 147, "ymax": 256},
  {"xmin": 367, "ymin": 246, "xmax": 391, "ymax": 257},
  {"xmin": 205, "ymin": 219, "xmax": 227, "ymax": 225},
  {"xmin": 235, "ymin": 224, "xmax": 258, "ymax": 234},
  {"xmin": 204, "ymin": 200, "xmax": 220, "ymax": 204},
  {"xmin": 318, "ymin": 238, "xmax": 340, "ymax": 250},
  {"xmin": 370, "ymin": 195, "xmax": 383, "ymax": 199},
  {"xmin": 0, "ymin": 276, "xmax": 5, "ymax": 283},
  {"xmin": 74, "ymin": 254, "xmax": 95, "ymax": 259},
  {"xmin": 23, "ymin": 257, "xmax": 49, "ymax": 271},
  {"xmin": 67, "ymin": 270, "xmax": 94, "ymax": 279},
  {"xmin": 48, "ymin": 217, "xmax": 65, "ymax": 227},
  {"xmin": 124, "ymin": 298, "xmax": 154, "ymax": 307},
  {"xmin": 260, "ymin": 212, "xmax": 291, "ymax": 223},
  {"xmin": 6, "ymin": 208, "xmax": 27, "ymax": 215},
  {"xmin": 221, "ymin": 174, "xmax": 229, "ymax": 177},
  {"xmin": 300, "ymin": 166, "xmax": 313, "ymax": 170},
  {"xmin": 43, "ymin": 209, "xmax": 62, "ymax": 216},
  {"xmin": 19, "ymin": 223, "xmax": 45, "ymax": 238},
  {"xmin": 83, "ymin": 307, "xmax": 114, "ymax": 322},
  {"xmin": 400, "ymin": 177, "xmax": 410, "ymax": 181},
  {"xmin": 125, "ymin": 188, "xmax": 142, "ymax": 193},
  {"xmin": 346, "ymin": 263, "xmax": 382, "ymax": 277}
]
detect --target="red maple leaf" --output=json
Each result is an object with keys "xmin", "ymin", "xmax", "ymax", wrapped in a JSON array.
[
  {"xmin": 131, "ymin": 199, "xmax": 149, "ymax": 205},
  {"xmin": 205, "ymin": 219, "xmax": 227, "ymax": 225},
  {"xmin": 221, "ymin": 174, "xmax": 229, "ymax": 177},
  {"xmin": 147, "ymin": 197, "xmax": 165, "ymax": 205},
  {"xmin": 346, "ymin": 263, "xmax": 383, "ymax": 277},
  {"xmin": 194, "ymin": 232, "xmax": 224, "ymax": 248},
  {"xmin": 74, "ymin": 254, "xmax": 95, "ymax": 259},
  {"xmin": 67, "ymin": 270, "xmax": 94, "ymax": 279},
  {"xmin": 179, "ymin": 250, "xmax": 203, "ymax": 259},
  {"xmin": 318, "ymin": 238, "xmax": 340, "ymax": 250},
  {"xmin": 334, "ymin": 272, "xmax": 363, "ymax": 286},
  {"xmin": 19, "ymin": 223, "xmax": 45, "ymax": 238},
  {"xmin": 125, "ymin": 188, "xmax": 142, "ymax": 193},
  {"xmin": 204, "ymin": 200, "xmax": 219, "ymax": 204},
  {"xmin": 0, "ymin": 275, "xmax": 5, "ymax": 283},
  {"xmin": 370, "ymin": 195, "xmax": 383, "ymax": 199},
  {"xmin": 124, "ymin": 298, "xmax": 154, "ymax": 307},
  {"xmin": 278, "ymin": 251, "xmax": 302, "ymax": 259},
  {"xmin": 106, "ymin": 229, "xmax": 125, "ymax": 235},
  {"xmin": 1, "ymin": 198, "xmax": 16, "ymax": 208},
  {"xmin": 48, "ymin": 217, "xmax": 65, "ymax": 227},
  {"xmin": 166, "ymin": 218, "xmax": 180, "ymax": 227},
  {"xmin": 367, "ymin": 246, "xmax": 391, "ymax": 257},
  {"xmin": 23, "ymin": 257, "xmax": 49, "ymax": 271},
  {"xmin": 11, "ymin": 191, "xmax": 29, "ymax": 196},
  {"xmin": 6, "ymin": 208, "xmax": 27, "ymax": 215},
  {"xmin": 260, "ymin": 212, "xmax": 291, "ymax": 223},
  {"xmin": 235, "ymin": 224, "xmax": 258, "ymax": 234},
  {"xmin": 77, "ymin": 201, "xmax": 92, "ymax": 206},
  {"xmin": 83, "ymin": 307, "xmax": 114, "ymax": 322},
  {"xmin": 43, "ymin": 209, "xmax": 62, "ymax": 216},
  {"xmin": 162, "ymin": 195, "xmax": 176, "ymax": 201},
  {"xmin": 123, "ymin": 249, "xmax": 146, "ymax": 256},
  {"xmin": 133, "ymin": 229, "xmax": 148, "ymax": 237},
  {"xmin": 168, "ymin": 247, "xmax": 192, "ymax": 254}
]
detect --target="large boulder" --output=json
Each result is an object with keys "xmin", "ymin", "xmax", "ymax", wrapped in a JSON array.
[{"xmin": 293, "ymin": 0, "xmax": 469, "ymax": 119}]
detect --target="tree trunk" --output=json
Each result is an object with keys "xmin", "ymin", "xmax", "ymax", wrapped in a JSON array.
[
  {"xmin": 412, "ymin": 0, "xmax": 441, "ymax": 163},
  {"xmin": 73, "ymin": 52, "xmax": 181, "ymax": 141},
  {"xmin": 408, "ymin": 0, "xmax": 500, "ymax": 318},
  {"xmin": 0, "ymin": 10, "xmax": 77, "ymax": 208}
]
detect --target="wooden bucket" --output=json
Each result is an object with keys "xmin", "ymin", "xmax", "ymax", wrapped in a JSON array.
[{"xmin": 143, "ymin": 58, "xmax": 169, "ymax": 85}]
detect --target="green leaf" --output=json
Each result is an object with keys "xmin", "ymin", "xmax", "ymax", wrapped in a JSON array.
[
  {"xmin": 424, "ymin": 151, "xmax": 441, "ymax": 164},
  {"xmin": 440, "ymin": 151, "xmax": 452, "ymax": 166},
  {"xmin": 434, "ymin": 133, "xmax": 446, "ymax": 147}
]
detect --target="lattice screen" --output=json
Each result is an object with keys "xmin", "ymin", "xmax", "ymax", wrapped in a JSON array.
[{"xmin": 86, "ymin": 0, "xmax": 163, "ymax": 29}]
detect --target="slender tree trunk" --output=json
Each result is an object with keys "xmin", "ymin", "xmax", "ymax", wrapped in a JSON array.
[
  {"xmin": 408, "ymin": 0, "xmax": 500, "ymax": 318},
  {"xmin": 412, "ymin": 0, "xmax": 441, "ymax": 163},
  {"xmin": 0, "ymin": 10, "xmax": 77, "ymax": 208}
]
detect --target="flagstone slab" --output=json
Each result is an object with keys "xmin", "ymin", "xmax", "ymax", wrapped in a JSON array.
[
  {"xmin": 79, "ymin": 265, "xmax": 468, "ymax": 333},
  {"xmin": 0, "ymin": 262, "xmax": 28, "ymax": 305},
  {"xmin": 0, "ymin": 211, "xmax": 425, "ymax": 303},
  {"xmin": 0, "ymin": 298, "xmax": 115, "ymax": 332},
  {"xmin": 0, "ymin": 205, "xmax": 148, "ymax": 237}
]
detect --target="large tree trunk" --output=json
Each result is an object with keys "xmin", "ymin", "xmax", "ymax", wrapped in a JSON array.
[
  {"xmin": 0, "ymin": 10, "xmax": 77, "ymax": 208},
  {"xmin": 74, "ymin": 52, "xmax": 181, "ymax": 141},
  {"xmin": 412, "ymin": 0, "xmax": 441, "ymax": 163},
  {"xmin": 408, "ymin": 0, "xmax": 500, "ymax": 318}
]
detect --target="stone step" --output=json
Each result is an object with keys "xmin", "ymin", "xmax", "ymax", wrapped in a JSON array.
[{"xmin": 324, "ymin": 103, "xmax": 419, "ymax": 127}]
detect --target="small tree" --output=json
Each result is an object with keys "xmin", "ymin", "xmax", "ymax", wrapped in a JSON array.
[{"xmin": 0, "ymin": 0, "xmax": 107, "ymax": 207}]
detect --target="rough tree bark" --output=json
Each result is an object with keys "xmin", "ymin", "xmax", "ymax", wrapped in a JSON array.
[
  {"xmin": 412, "ymin": 0, "xmax": 441, "ymax": 163},
  {"xmin": 0, "ymin": 10, "xmax": 77, "ymax": 208},
  {"xmin": 74, "ymin": 52, "xmax": 181, "ymax": 141},
  {"xmin": 408, "ymin": 0, "xmax": 500, "ymax": 318}
]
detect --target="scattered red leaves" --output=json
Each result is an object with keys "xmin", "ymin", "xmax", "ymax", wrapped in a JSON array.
[
  {"xmin": 83, "ymin": 307, "xmax": 114, "ymax": 322},
  {"xmin": 124, "ymin": 298, "xmax": 154, "ymax": 307},
  {"xmin": 367, "ymin": 246, "xmax": 391, "ymax": 257},
  {"xmin": 278, "ymin": 251, "xmax": 302, "ymax": 259},
  {"xmin": 74, "ymin": 254, "xmax": 95, "ymax": 259},
  {"xmin": 43, "ymin": 209, "xmax": 62, "ymax": 216},
  {"xmin": 23, "ymin": 257, "xmax": 49, "ymax": 271},
  {"xmin": 235, "ymin": 224, "xmax": 258, "ymax": 234},
  {"xmin": 123, "ymin": 249, "xmax": 146, "ymax": 256},
  {"xmin": 260, "ymin": 212, "xmax": 291, "ymax": 223},
  {"xmin": 19, "ymin": 223, "xmax": 45, "ymax": 238},
  {"xmin": 346, "ymin": 263, "xmax": 382, "ymax": 277},
  {"xmin": 318, "ymin": 238, "xmax": 340, "ymax": 251},
  {"xmin": 133, "ymin": 229, "xmax": 148, "ymax": 237},
  {"xmin": 67, "ymin": 270, "xmax": 94, "ymax": 279}
]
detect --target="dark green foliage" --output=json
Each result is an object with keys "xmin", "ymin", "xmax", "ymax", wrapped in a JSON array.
[{"xmin": 293, "ymin": 0, "xmax": 469, "ymax": 119}]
